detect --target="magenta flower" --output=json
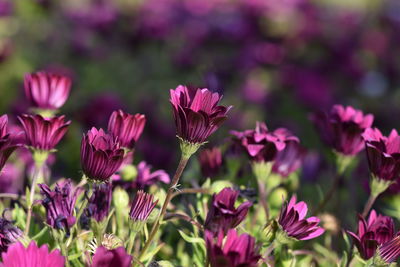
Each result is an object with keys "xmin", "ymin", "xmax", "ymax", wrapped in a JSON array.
[
  {"xmin": 272, "ymin": 141, "xmax": 305, "ymax": 177},
  {"xmin": 24, "ymin": 71, "xmax": 72, "ymax": 110},
  {"xmin": 379, "ymin": 235, "xmax": 400, "ymax": 263},
  {"xmin": 0, "ymin": 115, "xmax": 19, "ymax": 171},
  {"xmin": 347, "ymin": 210, "xmax": 395, "ymax": 260},
  {"xmin": 81, "ymin": 128, "xmax": 124, "ymax": 181},
  {"xmin": 129, "ymin": 190, "xmax": 158, "ymax": 222},
  {"xmin": 0, "ymin": 241, "xmax": 65, "ymax": 267},
  {"xmin": 231, "ymin": 122, "xmax": 299, "ymax": 162},
  {"xmin": 311, "ymin": 105, "xmax": 373, "ymax": 156},
  {"xmin": 278, "ymin": 196, "xmax": 324, "ymax": 241},
  {"xmin": 91, "ymin": 246, "xmax": 132, "ymax": 267},
  {"xmin": 205, "ymin": 229, "xmax": 261, "ymax": 267},
  {"xmin": 18, "ymin": 114, "xmax": 70, "ymax": 151},
  {"xmin": 107, "ymin": 110, "xmax": 146, "ymax": 149},
  {"xmin": 198, "ymin": 147, "xmax": 223, "ymax": 178},
  {"xmin": 39, "ymin": 180, "xmax": 78, "ymax": 233},
  {"xmin": 362, "ymin": 128, "xmax": 400, "ymax": 181},
  {"xmin": 87, "ymin": 183, "xmax": 112, "ymax": 222},
  {"xmin": 0, "ymin": 218, "xmax": 22, "ymax": 253},
  {"xmin": 134, "ymin": 161, "xmax": 170, "ymax": 189},
  {"xmin": 204, "ymin": 187, "xmax": 252, "ymax": 235},
  {"xmin": 170, "ymin": 85, "xmax": 231, "ymax": 144}
]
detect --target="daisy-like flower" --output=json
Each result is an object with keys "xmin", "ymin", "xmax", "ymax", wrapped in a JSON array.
[
  {"xmin": 129, "ymin": 190, "xmax": 158, "ymax": 224},
  {"xmin": 272, "ymin": 140, "xmax": 305, "ymax": 177},
  {"xmin": 379, "ymin": 235, "xmax": 400, "ymax": 264},
  {"xmin": 0, "ymin": 115, "xmax": 19, "ymax": 172},
  {"xmin": 91, "ymin": 246, "xmax": 132, "ymax": 267},
  {"xmin": 0, "ymin": 218, "xmax": 22, "ymax": 253},
  {"xmin": 198, "ymin": 147, "xmax": 223, "ymax": 178},
  {"xmin": 87, "ymin": 183, "xmax": 112, "ymax": 222},
  {"xmin": 133, "ymin": 161, "xmax": 170, "ymax": 189}
]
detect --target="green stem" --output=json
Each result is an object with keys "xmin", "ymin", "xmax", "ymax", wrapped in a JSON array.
[
  {"xmin": 362, "ymin": 193, "xmax": 378, "ymax": 218},
  {"xmin": 25, "ymin": 161, "xmax": 44, "ymax": 235},
  {"xmin": 127, "ymin": 231, "xmax": 137, "ymax": 255},
  {"xmin": 313, "ymin": 173, "xmax": 341, "ymax": 215}
]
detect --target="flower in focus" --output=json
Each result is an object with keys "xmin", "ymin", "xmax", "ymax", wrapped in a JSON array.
[
  {"xmin": 107, "ymin": 110, "xmax": 146, "ymax": 150},
  {"xmin": 87, "ymin": 183, "xmax": 112, "ymax": 222},
  {"xmin": 277, "ymin": 195, "xmax": 324, "ymax": 242},
  {"xmin": 18, "ymin": 114, "xmax": 70, "ymax": 151},
  {"xmin": 198, "ymin": 147, "xmax": 223, "ymax": 178},
  {"xmin": 134, "ymin": 161, "xmax": 170, "ymax": 189},
  {"xmin": 91, "ymin": 246, "xmax": 132, "ymax": 267},
  {"xmin": 0, "ymin": 115, "xmax": 19, "ymax": 171},
  {"xmin": 24, "ymin": 71, "xmax": 72, "ymax": 111},
  {"xmin": 0, "ymin": 241, "xmax": 65, "ymax": 267},
  {"xmin": 204, "ymin": 187, "xmax": 252, "ymax": 235},
  {"xmin": 170, "ymin": 85, "xmax": 231, "ymax": 145},
  {"xmin": 39, "ymin": 180, "xmax": 78, "ymax": 233},
  {"xmin": 311, "ymin": 105, "xmax": 373, "ymax": 156},
  {"xmin": 231, "ymin": 122, "xmax": 299, "ymax": 163},
  {"xmin": 379, "ymin": 235, "xmax": 400, "ymax": 264},
  {"xmin": 0, "ymin": 218, "xmax": 22, "ymax": 253},
  {"xmin": 205, "ymin": 229, "xmax": 261, "ymax": 267},
  {"xmin": 272, "ymin": 140, "xmax": 305, "ymax": 177},
  {"xmin": 347, "ymin": 210, "xmax": 395, "ymax": 260},
  {"xmin": 129, "ymin": 190, "xmax": 158, "ymax": 224},
  {"xmin": 81, "ymin": 128, "xmax": 124, "ymax": 182}
]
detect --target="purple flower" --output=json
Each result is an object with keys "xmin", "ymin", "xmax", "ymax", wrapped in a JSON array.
[
  {"xmin": 231, "ymin": 122, "xmax": 299, "ymax": 162},
  {"xmin": 272, "ymin": 141, "xmax": 305, "ymax": 177},
  {"xmin": 24, "ymin": 71, "xmax": 72, "ymax": 110},
  {"xmin": 362, "ymin": 128, "xmax": 400, "ymax": 181},
  {"xmin": 0, "ymin": 115, "xmax": 19, "ymax": 171},
  {"xmin": 204, "ymin": 187, "xmax": 252, "ymax": 235},
  {"xmin": 379, "ymin": 235, "xmax": 400, "ymax": 263},
  {"xmin": 278, "ymin": 196, "xmax": 324, "ymax": 241},
  {"xmin": 107, "ymin": 110, "xmax": 146, "ymax": 149},
  {"xmin": 87, "ymin": 183, "xmax": 112, "ymax": 222},
  {"xmin": 198, "ymin": 147, "xmax": 223, "ymax": 178},
  {"xmin": 134, "ymin": 161, "xmax": 170, "ymax": 189},
  {"xmin": 39, "ymin": 180, "xmax": 78, "ymax": 233},
  {"xmin": 18, "ymin": 114, "xmax": 70, "ymax": 151},
  {"xmin": 205, "ymin": 229, "xmax": 261, "ymax": 267},
  {"xmin": 311, "ymin": 105, "xmax": 373, "ymax": 156},
  {"xmin": 0, "ymin": 218, "xmax": 22, "ymax": 253},
  {"xmin": 0, "ymin": 241, "xmax": 65, "ymax": 267},
  {"xmin": 81, "ymin": 128, "xmax": 124, "ymax": 182},
  {"xmin": 170, "ymin": 85, "xmax": 231, "ymax": 144},
  {"xmin": 91, "ymin": 246, "xmax": 132, "ymax": 267},
  {"xmin": 347, "ymin": 210, "xmax": 395, "ymax": 260},
  {"xmin": 129, "ymin": 190, "xmax": 158, "ymax": 222}
]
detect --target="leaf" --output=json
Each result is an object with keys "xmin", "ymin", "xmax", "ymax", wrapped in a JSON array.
[
  {"xmin": 140, "ymin": 243, "xmax": 164, "ymax": 263},
  {"xmin": 339, "ymin": 251, "xmax": 348, "ymax": 267},
  {"xmin": 178, "ymin": 230, "xmax": 206, "ymax": 245}
]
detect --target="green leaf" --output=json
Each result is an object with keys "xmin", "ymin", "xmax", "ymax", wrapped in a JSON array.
[
  {"xmin": 178, "ymin": 230, "xmax": 206, "ymax": 245},
  {"xmin": 140, "ymin": 243, "xmax": 164, "ymax": 263}
]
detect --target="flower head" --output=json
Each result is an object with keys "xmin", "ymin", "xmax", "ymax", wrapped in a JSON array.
[
  {"xmin": 204, "ymin": 187, "xmax": 252, "ymax": 235},
  {"xmin": 129, "ymin": 190, "xmax": 158, "ymax": 222},
  {"xmin": 39, "ymin": 180, "xmax": 78, "ymax": 233},
  {"xmin": 0, "ymin": 115, "xmax": 19, "ymax": 171},
  {"xmin": 198, "ymin": 147, "xmax": 223, "ymax": 178},
  {"xmin": 272, "ymin": 141, "xmax": 305, "ymax": 177},
  {"xmin": 24, "ymin": 71, "xmax": 72, "ymax": 110},
  {"xmin": 87, "ymin": 183, "xmax": 112, "ymax": 222},
  {"xmin": 170, "ymin": 85, "xmax": 231, "ymax": 144},
  {"xmin": 278, "ymin": 196, "xmax": 324, "ymax": 241},
  {"xmin": 379, "ymin": 235, "xmax": 400, "ymax": 264},
  {"xmin": 18, "ymin": 114, "xmax": 70, "ymax": 151},
  {"xmin": 205, "ymin": 229, "xmax": 261, "ymax": 267},
  {"xmin": 107, "ymin": 110, "xmax": 146, "ymax": 150},
  {"xmin": 347, "ymin": 210, "xmax": 395, "ymax": 260},
  {"xmin": 311, "ymin": 105, "xmax": 373, "ymax": 156},
  {"xmin": 0, "ymin": 241, "xmax": 65, "ymax": 267},
  {"xmin": 81, "ymin": 128, "xmax": 124, "ymax": 181},
  {"xmin": 91, "ymin": 246, "xmax": 132, "ymax": 267},
  {"xmin": 134, "ymin": 161, "xmax": 170, "ymax": 189},
  {"xmin": 0, "ymin": 218, "xmax": 22, "ymax": 253},
  {"xmin": 231, "ymin": 122, "xmax": 299, "ymax": 162}
]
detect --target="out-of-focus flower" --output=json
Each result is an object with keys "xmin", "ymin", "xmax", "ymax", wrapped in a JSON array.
[
  {"xmin": 39, "ymin": 180, "xmax": 78, "ymax": 233},
  {"xmin": 205, "ymin": 229, "xmax": 261, "ymax": 267},
  {"xmin": 81, "ymin": 128, "xmax": 124, "ymax": 182},
  {"xmin": 91, "ymin": 246, "xmax": 132, "ymax": 267},
  {"xmin": 272, "ymin": 141, "xmax": 305, "ymax": 177},
  {"xmin": 311, "ymin": 105, "xmax": 373, "ymax": 156},
  {"xmin": 0, "ymin": 115, "xmax": 19, "ymax": 171},
  {"xmin": 378, "ymin": 235, "xmax": 400, "ymax": 264},
  {"xmin": 129, "ymin": 190, "xmax": 158, "ymax": 228},
  {"xmin": 0, "ymin": 218, "xmax": 22, "ymax": 253},
  {"xmin": 0, "ymin": 241, "xmax": 65, "ymax": 267},
  {"xmin": 347, "ymin": 210, "xmax": 394, "ymax": 260},
  {"xmin": 18, "ymin": 114, "xmax": 70, "ymax": 151},
  {"xmin": 170, "ymin": 85, "xmax": 231, "ymax": 145},
  {"xmin": 87, "ymin": 183, "xmax": 112, "ymax": 222},
  {"xmin": 231, "ymin": 122, "xmax": 299, "ymax": 162},
  {"xmin": 198, "ymin": 147, "xmax": 223, "ymax": 178},
  {"xmin": 107, "ymin": 110, "xmax": 146, "ymax": 150},
  {"xmin": 0, "ymin": 163, "xmax": 23, "ymax": 194},
  {"xmin": 134, "ymin": 161, "xmax": 170, "ymax": 189},
  {"xmin": 204, "ymin": 187, "xmax": 252, "ymax": 235},
  {"xmin": 24, "ymin": 71, "xmax": 72, "ymax": 111},
  {"xmin": 277, "ymin": 195, "xmax": 324, "ymax": 242}
]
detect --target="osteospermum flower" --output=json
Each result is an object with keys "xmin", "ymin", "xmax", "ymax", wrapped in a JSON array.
[
  {"xmin": 0, "ymin": 218, "xmax": 22, "ymax": 253},
  {"xmin": 134, "ymin": 161, "xmax": 170, "ymax": 189},
  {"xmin": 198, "ymin": 147, "xmax": 223, "ymax": 178},
  {"xmin": 205, "ymin": 229, "xmax": 261, "ymax": 267},
  {"xmin": 18, "ymin": 114, "xmax": 70, "ymax": 151},
  {"xmin": 272, "ymin": 141, "xmax": 305, "ymax": 177},
  {"xmin": 347, "ymin": 210, "xmax": 395, "ymax": 260},
  {"xmin": 204, "ymin": 187, "xmax": 252, "ymax": 235},
  {"xmin": 24, "ymin": 71, "xmax": 72, "ymax": 110},
  {"xmin": 0, "ymin": 241, "xmax": 65, "ymax": 267},
  {"xmin": 170, "ymin": 85, "xmax": 231, "ymax": 145},
  {"xmin": 311, "ymin": 105, "xmax": 373, "ymax": 156},
  {"xmin": 129, "ymin": 190, "xmax": 158, "ymax": 223},
  {"xmin": 81, "ymin": 128, "xmax": 124, "ymax": 182},
  {"xmin": 91, "ymin": 246, "xmax": 132, "ymax": 267},
  {"xmin": 277, "ymin": 196, "xmax": 324, "ymax": 242},
  {"xmin": 0, "ymin": 115, "xmax": 19, "ymax": 171},
  {"xmin": 39, "ymin": 180, "xmax": 78, "ymax": 233},
  {"xmin": 379, "ymin": 235, "xmax": 400, "ymax": 264},
  {"xmin": 87, "ymin": 183, "xmax": 112, "ymax": 222},
  {"xmin": 107, "ymin": 110, "xmax": 146, "ymax": 150}
]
